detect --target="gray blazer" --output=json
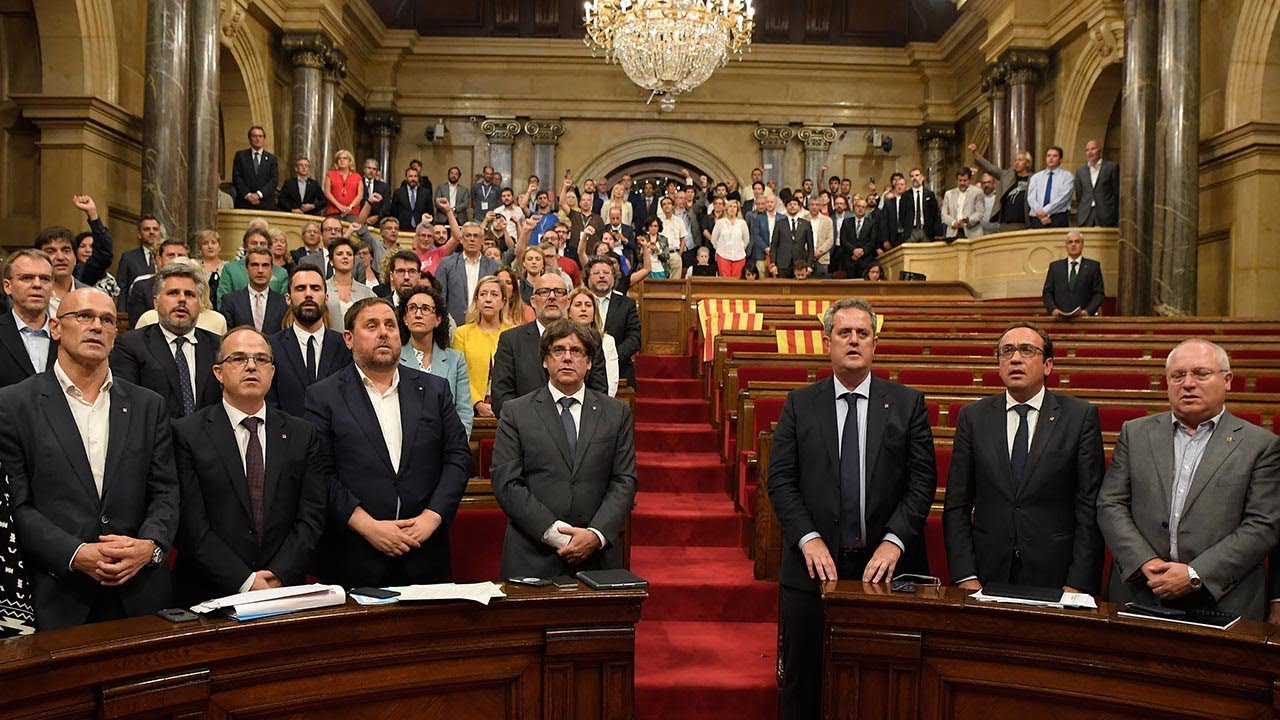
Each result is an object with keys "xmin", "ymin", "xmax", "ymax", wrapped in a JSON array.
[
  {"xmin": 490, "ymin": 386, "xmax": 637, "ymax": 579},
  {"xmin": 325, "ymin": 278, "xmax": 377, "ymax": 330},
  {"xmin": 435, "ymin": 253, "xmax": 501, "ymax": 327},
  {"xmin": 1074, "ymin": 160, "xmax": 1120, "ymax": 227},
  {"xmin": 399, "ymin": 342, "xmax": 474, "ymax": 438},
  {"xmin": 1097, "ymin": 410, "xmax": 1280, "ymax": 620}
]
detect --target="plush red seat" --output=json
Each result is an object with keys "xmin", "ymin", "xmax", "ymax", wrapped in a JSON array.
[
  {"xmin": 1234, "ymin": 411, "xmax": 1263, "ymax": 427},
  {"xmin": 949, "ymin": 402, "xmax": 968, "ymax": 421},
  {"xmin": 1097, "ymin": 406, "xmax": 1147, "ymax": 433},
  {"xmin": 877, "ymin": 343, "xmax": 925, "ymax": 355},
  {"xmin": 817, "ymin": 367, "xmax": 834, "ymax": 379},
  {"xmin": 929, "ymin": 344, "xmax": 991, "ymax": 357},
  {"xmin": 739, "ymin": 366, "xmax": 808, "ymax": 386},
  {"xmin": 926, "ymin": 402, "xmax": 940, "ymax": 426},
  {"xmin": 1273, "ymin": 415, "xmax": 1280, "ymax": 435},
  {"xmin": 925, "ymin": 516, "xmax": 949, "ymax": 583},
  {"xmin": 898, "ymin": 368, "xmax": 974, "ymax": 387},
  {"xmin": 1074, "ymin": 346, "xmax": 1143, "ymax": 359},
  {"xmin": 1153, "ymin": 327, "xmax": 1190, "ymax": 336},
  {"xmin": 1230, "ymin": 349, "xmax": 1280, "ymax": 360},
  {"xmin": 449, "ymin": 508, "xmax": 507, "ymax": 582},
  {"xmin": 935, "ymin": 448, "xmax": 952, "ymax": 488},
  {"xmin": 737, "ymin": 397, "xmax": 786, "ymax": 516},
  {"xmin": 871, "ymin": 368, "xmax": 890, "ymax": 381},
  {"xmin": 478, "ymin": 438, "xmax": 495, "ymax": 478},
  {"xmin": 725, "ymin": 341, "xmax": 777, "ymax": 357},
  {"xmin": 1068, "ymin": 371, "xmax": 1150, "ymax": 390}
]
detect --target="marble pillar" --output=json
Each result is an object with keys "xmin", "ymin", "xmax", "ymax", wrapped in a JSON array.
[
  {"xmin": 142, "ymin": 0, "xmax": 190, "ymax": 243},
  {"xmin": 918, "ymin": 123, "xmax": 956, "ymax": 194},
  {"xmin": 283, "ymin": 33, "xmax": 330, "ymax": 171},
  {"xmin": 524, "ymin": 119, "xmax": 565, "ymax": 187},
  {"xmin": 187, "ymin": 0, "xmax": 219, "ymax": 238},
  {"xmin": 480, "ymin": 118, "xmax": 521, "ymax": 185},
  {"xmin": 319, "ymin": 48, "xmax": 347, "ymax": 176},
  {"xmin": 753, "ymin": 125, "xmax": 794, "ymax": 189},
  {"xmin": 1002, "ymin": 50, "xmax": 1049, "ymax": 159},
  {"xmin": 1119, "ymin": 0, "xmax": 1158, "ymax": 316},
  {"xmin": 364, "ymin": 110, "xmax": 401, "ymax": 182},
  {"xmin": 982, "ymin": 63, "xmax": 1009, "ymax": 168},
  {"xmin": 797, "ymin": 126, "xmax": 837, "ymax": 189},
  {"xmin": 1152, "ymin": 0, "xmax": 1199, "ymax": 316}
]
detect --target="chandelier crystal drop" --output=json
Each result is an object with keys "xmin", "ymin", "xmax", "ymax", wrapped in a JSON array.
[{"xmin": 583, "ymin": 0, "xmax": 755, "ymax": 105}]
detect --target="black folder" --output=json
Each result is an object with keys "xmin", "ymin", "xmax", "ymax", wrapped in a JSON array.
[
  {"xmin": 981, "ymin": 582, "xmax": 1064, "ymax": 603},
  {"xmin": 575, "ymin": 569, "xmax": 649, "ymax": 590}
]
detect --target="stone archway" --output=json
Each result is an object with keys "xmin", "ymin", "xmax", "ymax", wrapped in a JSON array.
[
  {"xmin": 1055, "ymin": 17, "xmax": 1124, "ymax": 163},
  {"xmin": 1225, "ymin": 0, "xmax": 1280, "ymax": 128},
  {"xmin": 221, "ymin": 14, "xmax": 275, "ymax": 161},
  {"xmin": 32, "ymin": 0, "xmax": 118, "ymax": 101},
  {"xmin": 576, "ymin": 136, "xmax": 734, "ymax": 193}
]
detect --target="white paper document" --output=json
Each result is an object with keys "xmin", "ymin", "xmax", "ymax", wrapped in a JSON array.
[
  {"xmin": 386, "ymin": 582, "xmax": 507, "ymax": 606},
  {"xmin": 190, "ymin": 583, "xmax": 347, "ymax": 620},
  {"xmin": 971, "ymin": 589, "xmax": 1097, "ymax": 609}
]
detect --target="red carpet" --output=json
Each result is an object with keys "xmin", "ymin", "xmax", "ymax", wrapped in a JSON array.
[{"xmin": 633, "ymin": 357, "xmax": 778, "ymax": 720}]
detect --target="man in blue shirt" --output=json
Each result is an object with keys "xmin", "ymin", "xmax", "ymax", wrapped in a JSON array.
[{"xmin": 1027, "ymin": 145, "xmax": 1074, "ymax": 228}]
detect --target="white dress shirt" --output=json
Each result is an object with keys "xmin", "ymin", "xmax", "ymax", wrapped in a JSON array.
[
  {"xmin": 463, "ymin": 253, "xmax": 483, "ymax": 303},
  {"xmin": 357, "ymin": 365, "xmax": 403, "ymax": 477},
  {"xmin": 293, "ymin": 323, "xmax": 325, "ymax": 367},
  {"xmin": 1005, "ymin": 386, "xmax": 1045, "ymax": 456},
  {"xmin": 223, "ymin": 399, "xmax": 268, "ymax": 593},
  {"xmin": 595, "ymin": 293, "xmax": 611, "ymax": 328},
  {"xmin": 15, "ymin": 309, "xmax": 51, "ymax": 373},
  {"xmin": 54, "ymin": 361, "xmax": 112, "ymax": 569},
  {"xmin": 249, "ymin": 288, "xmax": 270, "ymax": 331},
  {"xmin": 159, "ymin": 325, "xmax": 198, "ymax": 404},
  {"xmin": 541, "ymin": 382, "xmax": 608, "ymax": 550}
]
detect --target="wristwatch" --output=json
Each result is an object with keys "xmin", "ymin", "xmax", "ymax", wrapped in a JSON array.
[
  {"xmin": 149, "ymin": 541, "xmax": 164, "ymax": 568},
  {"xmin": 1188, "ymin": 566, "xmax": 1203, "ymax": 591}
]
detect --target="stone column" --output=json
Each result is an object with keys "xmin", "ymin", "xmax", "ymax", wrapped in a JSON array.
[
  {"xmin": 319, "ymin": 48, "xmax": 347, "ymax": 174},
  {"xmin": 283, "ymin": 33, "xmax": 330, "ymax": 171},
  {"xmin": 142, "ymin": 0, "xmax": 190, "ymax": 243},
  {"xmin": 364, "ymin": 110, "xmax": 400, "ymax": 183},
  {"xmin": 797, "ymin": 126, "xmax": 837, "ymax": 189},
  {"xmin": 753, "ymin": 125, "xmax": 794, "ymax": 189},
  {"xmin": 1002, "ymin": 50, "xmax": 1049, "ymax": 159},
  {"xmin": 187, "ymin": 0, "xmax": 219, "ymax": 238},
  {"xmin": 918, "ymin": 123, "xmax": 956, "ymax": 194},
  {"xmin": 982, "ymin": 63, "xmax": 1009, "ymax": 168},
  {"xmin": 1119, "ymin": 0, "xmax": 1159, "ymax": 316},
  {"xmin": 1152, "ymin": 0, "xmax": 1199, "ymax": 316},
  {"xmin": 524, "ymin": 119, "xmax": 565, "ymax": 187},
  {"xmin": 480, "ymin": 118, "xmax": 521, "ymax": 186}
]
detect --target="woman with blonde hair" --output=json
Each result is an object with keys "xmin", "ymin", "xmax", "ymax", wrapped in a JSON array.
[
  {"xmin": 269, "ymin": 228, "xmax": 295, "ymax": 273},
  {"xmin": 517, "ymin": 246, "xmax": 544, "ymax": 303},
  {"xmin": 195, "ymin": 230, "xmax": 225, "ymax": 308},
  {"xmin": 132, "ymin": 258, "xmax": 228, "ymax": 334},
  {"xmin": 494, "ymin": 266, "xmax": 535, "ymax": 324},
  {"xmin": 603, "ymin": 183, "xmax": 632, "ymax": 226},
  {"xmin": 711, "ymin": 198, "xmax": 750, "ymax": 279},
  {"xmin": 565, "ymin": 287, "xmax": 619, "ymax": 397},
  {"xmin": 451, "ymin": 275, "xmax": 513, "ymax": 418},
  {"xmin": 322, "ymin": 149, "xmax": 363, "ymax": 219}
]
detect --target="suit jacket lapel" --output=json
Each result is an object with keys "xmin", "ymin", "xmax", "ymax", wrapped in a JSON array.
[
  {"xmin": 1146, "ymin": 414, "xmax": 1176, "ymax": 507},
  {"xmin": 815, "ymin": 379, "xmax": 839, "ymax": 477},
  {"xmin": 983, "ymin": 395, "xmax": 1015, "ymax": 498},
  {"xmin": 207, "ymin": 403, "xmax": 253, "ymax": 520},
  {"xmin": 38, "ymin": 376, "xmax": 98, "ymax": 503},
  {"xmin": 1181, "ymin": 412, "xmax": 1244, "ymax": 516},
  {"xmin": 0, "ymin": 314, "xmax": 36, "ymax": 376},
  {"xmin": 534, "ymin": 388, "xmax": 573, "ymax": 468},
  {"xmin": 319, "ymin": 330, "xmax": 345, "ymax": 377},
  {"xmin": 339, "ymin": 368, "xmax": 396, "ymax": 475},
  {"xmin": 1020, "ymin": 391, "xmax": 1061, "ymax": 496},
  {"xmin": 572, "ymin": 391, "xmax": 602, "ymax": 474},
  {"xmin": 194, "ymin": 331, "xmax": 216, "ymax": 401},
  {"xmin": 263, "ymin": 409, "xmax": 287, "ymax": 520},
  {"xmin": 398, "ymin": 369, "xmax": 424, "ymax": 475},
  {"xmin": 145, "ymin": 326, "xmax": 183, "ymax": 398},
  {"xmin": 863, "ymin": 378, "xmax": 888, "ymax": 492},
  {"xmin": 277, "ymin": 330, "xmax": 305, "ymax": 384},
  {"xmin": 101, "ymin": 382, "xmax": 133, "ymax": 500}
]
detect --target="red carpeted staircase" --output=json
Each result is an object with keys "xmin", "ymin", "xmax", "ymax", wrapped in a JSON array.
[{"xmin": 632, "ymin": 354, "xmax": 778, "ymax": 720}]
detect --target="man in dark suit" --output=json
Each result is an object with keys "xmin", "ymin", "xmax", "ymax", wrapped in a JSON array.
[
  {"xmin": 372, "ymin": 251, "xmax": 425, "ymax": 305},
  {"xmin": 767, "ymin": 298, "xmax": 936, "ymax": 720},
  {"xmin": 124, "ymin": 238, "xmax": 189, "ymax": 328},
  {"xmin": 491, "ymin": 274, "xmax": 609, "ymax": 419},
  {"xmin": 231, "ymin": 125, "xmax": 279, "ymax": 211},
  {"xmin": 111, "ymin": 263, "xmax": 222, "ymax": 419},
  {"xmin": 433, "ymin": 166, "xmax": 470, "ymax": 224},
  {"xmin": 276, "ymin": 157, "xmax": 324, "ymax": 216},
  {"xmin": 601, "ymin": 204, "xmax": 636, "ymax": 248},
  {"xmin": 748, "ymin": 193, "xmax": 780, "ymax": 277},
  {"xmin": 1074, "ymin": 140, "xmax": 1120, "ymax": 227},
  {"xmin": 1041, "ymin": 231, "xmax": 1106, "ymax": 318},
  {"xmin": 386, "ymin": 166, "xmax": 433, "ymax": 231},
  {"xmin": 0, "ymin": 288, "xmax": 179, "ymax": 631},
  {"xmin": 0, "ymin": 250, "xmax": 56, "ymax": 388},
  {"xmin": 435, "ymin": 222, "xmax": 500, "ymax": 327},
  {"xmin": 172, "ymin": 326, "xmax": 327, "ymax": 604},
  {"xmin": 838, "ymin": 196, "xmax": 878, "ymax": 279},
  {"xmin": 219, "ymin": 248, "xmax": 287, "ymax": 334},
  {"xmin": 942, "ymin": 323, "xmax": 1105, "ymax": 593},
  {"xmin": 289, "ymin": 222, "xmax": 329, "ymax": 278},
  {"xmin": 877, "ymin": 173, "xmax": 908, "ymax": 251},
  {"xmin": 491, "ymin": 319, "xmax": 637, "ymax": 578},
  {"xmin": 585, "ymin": 258, "xmax": 641, "ymax": 391},
  {"xmin": 360, "ymin": 158, "xmax": 394, "ymax": 228},
  {"xmin": 268, "ymin": 265, "xmax": 352, "ymax": 417},
  {"xmin": 899, "ymin": 167, "xmax": 943, "ymax": 243},
  {"xmin": 116, "ymin": 216, "xmax": 162, "ymax": 312},
  {"xmin": 305, "ymin": 298, "xmax": 471, "ymax": 587},
  {"xmin": 768, "ymin": 195, "xmax": 814, "ymax": 279}
]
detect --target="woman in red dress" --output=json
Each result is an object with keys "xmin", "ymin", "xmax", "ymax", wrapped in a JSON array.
[{"xmin": 322, "ymin": 149, "xmax": 363, "ymax": 219}]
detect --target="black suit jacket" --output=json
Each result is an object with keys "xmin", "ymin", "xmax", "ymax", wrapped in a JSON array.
[
  {"xmin": 899, "ymin": 187, "xmax": 943, "ymax": 240},
  {"xmin": 109, "ymin": 325, "xmax": 222, "ymax": 420},
  {"xmin": 0, "ymin": 312, "xmax": 56, "ymax": 388},
  {"xmin": 768, "ymin": 216, "xmax": 814, "ymax": 274},
  {"xmin": 387, "ymin": 183, "xmax": 434, "ymax": 229},
  {"xmin": 490, "ymin": 322, "xmax": 609, "ymax": 419},
  {"xmin": 941, "ymin": 391, "xmax": 1106, "ymax": 591},
  {"xmin": 1041, "ymin": 257, "xmax": 1105, "ymax": 315},
  {"xmin": 305, "ymin": 364, "xmax": 471, "ymax": 586},
  {"xmin": 363, "ymin": 178, "xmax": 394, "ymax": 221},
  {"xmin": 116, "ymin": 247, "xmax": 153, "ymax": 312},
  {"xmin": 290, "ymin": 247, "xmax": 330, "ymax": 279},
  {"xmin": 1074, "ymin": 161, "xmax": 1120, "ymax": 227},
  {"xmin": 267, "ymin": 327, "xmax": 353, "ymax": 417},
  {"xmin": 877, "ymin": 198, "xmax": 905, "ymax": 247},
  {"xmin": 0, "ymin": 372, "xmax": 179, "ymax": 631},
  {"xmin": 277, "ymin": 176, "xmax": 325, "ymax": 215},
  {"xmin": 219, "ymin": 287, "xmax": 288, "ymax": 335},
  {"xmin": 172, "ymin": 404, "xmax": 327, "ymax": 604},
  {"xmin": 125, "ymin": 276, "xmax": 156, "ymax": 327},
  {"xmin": 601, "ymin": 292, "xmax": 641, "ymax": 390},
  {"xmin": 766, "ymin": 376, "xmax": 937, "ymax": 593},
  {"xmin": 231, "ymin": 148, "xmax": 279, "ymax": 210},
  {"xmin": 838, "ymin": 214, "xmax": 878, "ymax": 275}
]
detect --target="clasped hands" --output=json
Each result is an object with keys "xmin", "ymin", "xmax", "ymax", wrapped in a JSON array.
[
  {"xmin": 351, "ymin": 507, "xmax": 443, "ymax": 557},
  {"xmin": 1141, "ymin": 558, "xmax": 1194, "ymax": 600},
  {"xmin": 72, "ymin": 535, "xmax": 153, "ymax": 587}
]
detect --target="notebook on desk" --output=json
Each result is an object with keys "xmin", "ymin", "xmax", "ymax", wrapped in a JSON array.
[
  {"xmin": 981, "ymin": 582, "xmax": 1066, "ymax": 604},
  {"xmin": 576, "ymin": 569, "xmax": 649, "ymax": 590},
  {"xmin": 1117, "ymin": 604, "xmax": 1240, "ymax": 630}
]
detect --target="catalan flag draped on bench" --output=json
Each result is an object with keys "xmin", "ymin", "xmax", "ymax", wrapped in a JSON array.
[
  {"xmin": 775, "ymin": 329, "xmax": 825, "ymax": 355},
  {"xmin": 697, "ymin": 298, "xmax": 756, "ymax": 327},
  {"xmin": 793, "ymin": 299, "xmax": 832, "ymax": 317},
  {"xmin": 697, "ymin": 299, "xmax": 762, "ymax": 363}
]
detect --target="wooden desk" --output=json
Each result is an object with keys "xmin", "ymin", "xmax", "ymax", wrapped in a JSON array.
[
  {"xmin": 0, "ymin": 585, "xmax": 644, "ymax": 720},
  {"xmin": 821, "ymin": 582, "xmax": 1280, "ymax": 719}
]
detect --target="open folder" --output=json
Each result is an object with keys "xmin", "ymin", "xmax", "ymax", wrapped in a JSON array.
[{"xmin": 190, "ymin": 583, "xmax": 347, "ymax": 621}]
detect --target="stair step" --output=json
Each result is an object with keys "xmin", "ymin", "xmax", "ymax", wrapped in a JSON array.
[
  {"xmin": 636, "ymin": 353, "xmax": 697, "ymax": 379},
  {"xmin": 632, "ymin": 492, "xmax": 743, "ymax": 547},
  {"xmin": 635, "ymin": 377, "xmax": 704, "ymax": 400},
  {"xmin": 635, "ymin": 398, "xmax": 711, "ymax": 424},
  {"xmin": 636, "ymin": 452, "xmax": 729, "ymax": 493},
  {"xmin": 636, "ymin": 620, "xmax": 777, "ymax": 720},
  {"xmin": 631, "ymin": 546, "xmax": 778, "ymax": 622},
  {"xmin": 635, "ymin": 423, "xmax": 717, "ymax": 453}
]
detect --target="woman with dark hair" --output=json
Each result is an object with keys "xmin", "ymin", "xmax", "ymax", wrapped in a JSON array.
[
  {"xmin": 325, "ymin": 237, "xmax": 376, "ymax": 328},
  {"xmin": 739, "ymin": 261, "xmax": 760, "ymax": 281},
  {"xmin": 640, "ymin": 215, "xmax": 678, "ymax": 279},
  {"xmin": 494, "ymin": 266, "xmax": 535, "ymax": 324},
  {"xmin": 397, "ymin": 283, "xmax": 473, "ymax": 437},
  {"xmin": 863, "ymin": 263, "xmax": 885, "ymax": 281},
  {"xmin": 73, "ymin": 231, "xmax": 119, "ymax": 297}
]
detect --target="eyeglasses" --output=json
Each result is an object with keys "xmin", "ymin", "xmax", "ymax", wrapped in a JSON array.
[
  {"xmin": 220, "ymin": 353, "xmax": 273, "ymax": 368},
  {"xmin": 997, "ymin": 343, "xmax": 1046, "ymax": 359},
  {"xmin": 405, "ymin": 304, "xmax": 436, "ymax": 316},
  {"xmin": 1168, "ymin": 368, "xmax": 1224, "ymax": 383},
  {"xmin": 390, "ymin": 268, "xmax": 420, "ymax": 276},
  {"xmin": 548, "ymin": 346, "xmax": 587, "ymax": 359},
  {"xmin": 57, "ymin": 311, "xmax": 118, "ymax": 329},
  {"xmin": 534, "ymin": 288, "xmax": 569, "ymax": 298}
]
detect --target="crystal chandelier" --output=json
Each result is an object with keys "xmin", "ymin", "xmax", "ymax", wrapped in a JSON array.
[{"xmin": 583, "ymin": 0, "xmax": 755, "ymax": 107}]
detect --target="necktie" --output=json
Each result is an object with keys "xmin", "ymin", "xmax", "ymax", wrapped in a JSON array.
[
  {"xmin": 1069, "ymin": 260, "xmax": 1078, "ymax": 287},
  {"xmin": 855, "ymin": 219, "xmax": 862, "ymax": 236},
  {"xmin": 252, "ymin": 292, "xmax": 265, "ymax": 331},
  {"xmin": 915, "ymin": 189, "xmax": 923, "ymax": 227},
  {"xmin": 409, "ymin": 186, "xmax": 417, "ymax": 210},
  {"xmin": 839, "ymin": 392, "xmax": 863, "ymax": 549},
  {"xmin": 1043, "ymin": 172, "xmax": 1053, "ymax": 206},
  {"xmin": 790, "ymin": 218, "xmax": 796, "ymax": 234},
  {"xmin": 1010, "ymin": 404, "xmax": 1031, "ymax": 492},
  {"xmin": 559, "ymin": 397, "xmax": 578, "ymax": 460},
  {"xmin": 241, "ymin": 416, "xmax": 265, "ymax": 542},
  {"xmin": 173, "ymin": 336, "xmax": 196, "ymax": 416},
  {"xmin": 253, "ymin": 152, "xmax": 260, "ymax": 172},
  {"xmin": 306, "ymin": 335, "xmax": 317, "ymax": 382}
]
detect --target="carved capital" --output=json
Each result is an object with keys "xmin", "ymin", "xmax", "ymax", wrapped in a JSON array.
[
  {"xmin": 324, "ymin": 47, "xmax": 348, "ymax": 82},
  {"xmin": 219, "ymin": 0, "xmax": 247, "ymax": 40},
  {"xmin": 753, "ymin": 125, "xmax": 794, "ymax": 150},
  {"xmin": 282, "ymin": 33, "xmax": 331, "ymax": 70},
  {"xmin": 1000, "ymin": 49, "xmax": 1050, "ymax": 86},
  {"xmin": 981, "ymin": 63, "xmax": 1007, "ymax": 98},
  {"xmin": 797, "ymin": 126, "xmax": 837, "ymax": 152},
  {"xmin": 1089, "ymin": 19, "xmax": 1124, "ymax": 58},
  {"xmin": 523, "ymin": 119, "xmax": 565, "ymax": 145},
  {"xmin": 918, "ymin": 123, "xmax": 956, "ymax": 151},
  {"xmin": 480, "ymin": 118, "xmax": 521, "ymax": 144},
  {"xmin": 364, "ymin": 109, "xmax": 401, "ymax": 139}
]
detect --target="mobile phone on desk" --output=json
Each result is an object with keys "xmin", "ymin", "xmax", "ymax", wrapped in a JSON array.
[
  {"xmin": 350, "ymin": 587, "xmax": 400, "ymax": 600},
  {"xmin": 889, "ymin": 579, "xmax": 916, "ymax": 593},
  {"xmin": 506, "ymin": 577, "xmax": 552, "ymax": 587},
  {"xmin": 156, "ymin": 607, "xmax": 199, "ymax": 623}
]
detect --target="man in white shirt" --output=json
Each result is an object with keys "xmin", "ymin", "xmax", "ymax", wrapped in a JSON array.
[
  {"xmin": 1027, "ymin": 145, "xmax": 1075, "ymax": 228},
  {"xmin": 267, "ymin": 265, "xmax": 353, "ymax": 418},
  {"xmin": 0, "ymin": 249, "xmax": 56, "ymax": 388},
  {"xmin": 941, "ymin": 167, "xmax": 985, "ymax": 241},
  {"xmin": 805, "ymin": 195, "xmax": 834, "ymax": 276},
  {"xmin": 435, "ymin": 221, "xmax": 500, "ymax": 327},
  {"xmin": 495, "ymin": 187, "xmax": 526, "ymax": 228},
  {"xmin": 433, "ymin": 165, "xmax": 469, "ymax": 224}
]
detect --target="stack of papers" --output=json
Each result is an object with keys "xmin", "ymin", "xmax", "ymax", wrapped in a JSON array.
[
  {"xmin": 190, "ymin": 583, "xmax": 347, "ymax": 621},
  {"xmin": 971, "ymin": 589, "xmax": 1097, "ymax": 609},
  {"xmin": 379, "ymin": 582, "xmax": 507, "ymax": 606}
]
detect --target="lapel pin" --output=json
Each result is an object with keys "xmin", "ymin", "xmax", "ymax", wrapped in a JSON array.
[
  {"xmin": 1227, "ymin": 436, "xmax": 1233, "ymax": 443},
  {"xmin": 1049, "ymin": 416, "xmax": 1055, "ymax": 421},
  {"xmin": 281, "ymin": 434, "xmax": 288, "ymax": 439},
  {"xmin": 121, "ymin": 407, "xmax": 128, "ymax": 413},
  {"xmin": 883, "ymin": 403, "xmax": 890, "ymax": 409}
]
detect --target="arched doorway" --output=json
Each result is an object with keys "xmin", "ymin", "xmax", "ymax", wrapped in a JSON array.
[
  {"xmin": 606, "ymin": 156, "xmax": 712, "ymax": 192},
  {"xmin": 576, "ymin": 135, "xmax": 735, "ymax": 193}
]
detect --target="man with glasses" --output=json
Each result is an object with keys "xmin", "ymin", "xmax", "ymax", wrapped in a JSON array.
[
  {"xmin": 1042, "ymin": 230, "xmax": 1105, "ymax": 318},
  {"xmin": 0, "ymin": 249, "xmax": 57, "ymax": 388},
  {"xmin": 231, "ymin": 125, "xmax": 278, "ymax": 210},
  {"xmin": 491, "ymin": 318, "xmax": 637, "ymax": 579},
  {"xmin": 0, "ymin": 288, "xmax": 179, "ymax": 630},
  {"xmin": 490, "ymin": 274, "xmax": 607, "ymax": 419},
  {"xmin": 373, "ymin": 250, "xmax": 425, "ymax": 305},
  {"xmin": 436, "ymin": 221, "xmax": 500, "ymax": 327},
  {"xmin": 1099, "ymin": 339, "xmax": 1280, "ymax": 621},
  {"xmin": 170, "ymin": 326, "xmax": 326, "ymax": 604},
  {"xmin": 267, "ymin": 265, "xmax": 352, "ymax": 417},
  {"xmin": 942, "ymin": 322, "xmax": 1105, "ymax": 594},
  {"xmin": 111, "ymin": 263, "xmax": 222, "ymax": 419}
]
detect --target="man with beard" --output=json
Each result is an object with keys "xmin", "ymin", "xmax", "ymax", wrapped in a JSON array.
[
  {"xmin": 373, "ymin": 251, "xmax": 425, "ymax": 306},
  {"xmin": 585, "ymin": 258, "xmax": 641, "ymax": 391},
  {"xmin": 306, "ymin": 297, "xmax": 470, "ymax": 587},
  {"xmin": 433, "ymin": 165, "xmax": 469, "ymax": 224},
  {"xmin": 124, "ymin": 239, "xmax": 189, "ymax": 326},
  {"xmin": 267, "ymin": 265, "xmax": 352, "ymax": 417},
  {"xmin": 111, "ymin": 263, "xmax": 222, "ymax": 419}
]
